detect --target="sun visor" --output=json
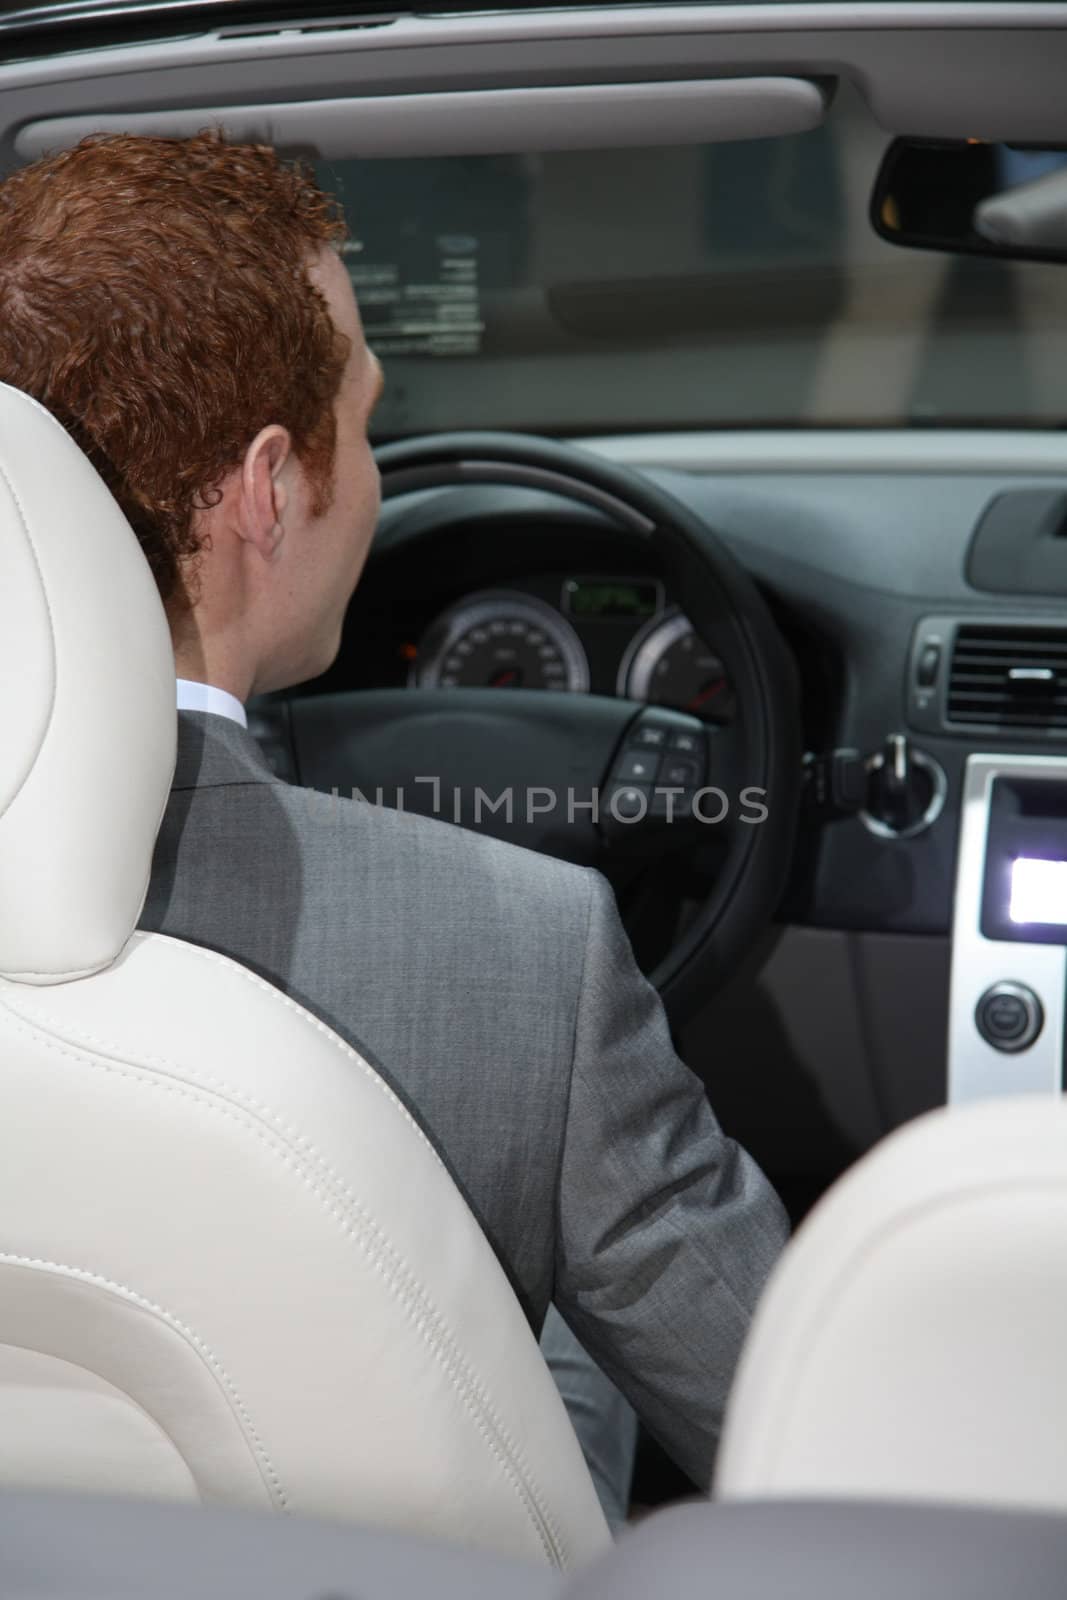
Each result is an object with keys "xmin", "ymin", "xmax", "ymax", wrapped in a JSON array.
[{"xmin": 14, "ymin": 78, "xmax": 830, "ymax": 162}]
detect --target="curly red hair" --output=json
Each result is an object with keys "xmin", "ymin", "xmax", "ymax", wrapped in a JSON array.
[{"xmin": 0, "ymin": 130, "xmax": 349, "ymax": 605}]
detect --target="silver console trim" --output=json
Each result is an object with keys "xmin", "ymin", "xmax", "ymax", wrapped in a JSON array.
[{"xmin": 948, "ymin": 754, "xmax": 1067, "ymax": 1105}]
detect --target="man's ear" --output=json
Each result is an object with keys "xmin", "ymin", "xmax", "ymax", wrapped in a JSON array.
[{"xmin": 238, "ymin": 425, "xmax": 292, "ymax": 557}]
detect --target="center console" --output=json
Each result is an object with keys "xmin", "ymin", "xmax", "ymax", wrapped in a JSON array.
[{"xmin": 949, "ymin": 755, "xmax": 1067, "ymax": 1103}]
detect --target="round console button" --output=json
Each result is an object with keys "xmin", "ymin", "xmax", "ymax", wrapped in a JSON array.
[{"xmin": 975, "ymin": 983, "xmax": 1044, "ymax": 1053}]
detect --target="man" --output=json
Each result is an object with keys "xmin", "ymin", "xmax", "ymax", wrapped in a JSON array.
[{"xmin": 0, "ymin": 131, "xmax": 789, "ymax": 1499}]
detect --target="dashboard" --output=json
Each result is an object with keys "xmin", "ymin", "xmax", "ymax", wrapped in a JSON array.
[{"xmin": 304, "ymin": 438, "xmax": 1067, "ymax": 932}]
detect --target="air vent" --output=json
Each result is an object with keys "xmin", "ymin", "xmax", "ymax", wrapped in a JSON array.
[{"xmin": 948, "ymin": 624, "xmax": 1067, "ymax": 731}]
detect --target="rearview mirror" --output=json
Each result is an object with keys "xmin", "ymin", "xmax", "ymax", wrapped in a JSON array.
[{"xmin": 871, "ymin": 137, "xmax": 1067, "ymax": 264}]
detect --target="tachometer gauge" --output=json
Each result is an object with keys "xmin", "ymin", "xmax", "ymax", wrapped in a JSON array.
[
  {"xmin": 417, "ymin": 591, "xmax": 590, "ymax": 693},
  {"xmin": 619, "ymin": 608, "xmax": 735, "ymax": 722}
]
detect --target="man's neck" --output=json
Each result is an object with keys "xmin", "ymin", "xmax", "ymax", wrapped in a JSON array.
[
  {"xmin": 172, "ymin": 650, "xmax": 254, "ymax": 699},
  {"xmin": 171, "ymin": 607, "xmax": 256, "ymax": 703}
]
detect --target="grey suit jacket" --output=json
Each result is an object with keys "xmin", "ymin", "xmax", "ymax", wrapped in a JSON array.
[{"xmin": 140, "ymin": 711, "xmax": 789, "ymax": 1488}]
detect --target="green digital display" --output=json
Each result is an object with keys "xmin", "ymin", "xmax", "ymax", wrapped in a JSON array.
[{"xmin": 563, "ymin": 579, "xmax": 660, "ymax": 621}]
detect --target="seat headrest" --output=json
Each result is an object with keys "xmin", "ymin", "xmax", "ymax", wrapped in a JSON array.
[
  {"xmin": 716, "ymin": 1094, "xmax": 1067, "ymax": 1511},
  {"xmin": 0, "ymin": 383, "xmax": 176, "ymax": 985}
]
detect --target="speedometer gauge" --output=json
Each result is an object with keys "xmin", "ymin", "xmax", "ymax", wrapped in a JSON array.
[
  {"xmin": 417, "ymin": 591, "xmax": 590, "ymax": 693},
  {"xmin": 619, "ymin": 608, "xmax": 735, "ymax": 722}
]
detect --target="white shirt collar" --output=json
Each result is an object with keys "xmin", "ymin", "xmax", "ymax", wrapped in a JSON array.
[{"xmin": 176, "ymin": 678, "xmax": 248, "ymax": 729}]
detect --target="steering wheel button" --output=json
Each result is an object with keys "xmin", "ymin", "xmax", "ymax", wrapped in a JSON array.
[
  {"xmin": 662, "ymin": 758, "xmax": 701, "ymax": 789},
  {"xmin": 618, "ymin": 751, "xmax": 661, "ymax": 784},
  {"xmin": 632, "ymin": 725, "xmax": 668, "ymax": 749},
  {"xmin": 607, "ymin": 784, "xmax": 651, "ymax": 822},
  {"xmin": 650, "ymin": 787, "xmax": 694, "ymax": 819},
  {"xmin": 670, "ymin": 731, "xmax": 702, "ymax": 755}
]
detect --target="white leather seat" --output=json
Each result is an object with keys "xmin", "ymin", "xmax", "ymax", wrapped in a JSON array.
[
  {"xmin": 716, "ymin": 1095, "xmax": 1067, "ymax": 1513},
  {"xmin": 0, "ymin": 381, "xmax": 609, "ymax": 1568}
]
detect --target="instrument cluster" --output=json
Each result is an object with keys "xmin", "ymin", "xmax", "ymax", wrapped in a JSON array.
[{"xmin": 414, "ymin": 577, "xmax": 736, "ymax": 723}]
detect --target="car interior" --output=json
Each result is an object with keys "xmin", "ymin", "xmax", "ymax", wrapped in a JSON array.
[{"xmin": 2, "ymin": 0, "xmax": 1067, "ymax": 1593}]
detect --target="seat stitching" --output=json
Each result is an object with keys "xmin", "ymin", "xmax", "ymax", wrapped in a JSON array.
[
  {"xmin": 0, "ymin": 1251, "xmax": 286, "ymax": 1509},
  {"xmin": 2, "ymin": 984, "xmax": 428, "ymax": 1184},
  {"xmin": 3, "ymin": 961, "xmax": 111, "ymax": 982},
  {"xmin": 0, "ymin": 1004, "xmax": 569, "ymax": 1566}
]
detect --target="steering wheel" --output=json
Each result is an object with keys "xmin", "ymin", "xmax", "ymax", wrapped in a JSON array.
[{"xmin": 286, "ymin": 433, "xmax": 802, "ymax": 1025}]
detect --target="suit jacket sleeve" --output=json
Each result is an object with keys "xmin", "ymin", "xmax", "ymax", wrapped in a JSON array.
[{"xmin": 553, "ymin": 869, "xmax": 790, "ymax": 1491}]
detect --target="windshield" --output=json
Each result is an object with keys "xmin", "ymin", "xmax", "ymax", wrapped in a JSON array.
[{"xmin": 315, "ymin": 82, "xmax": 1067, "ymax": 437}]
